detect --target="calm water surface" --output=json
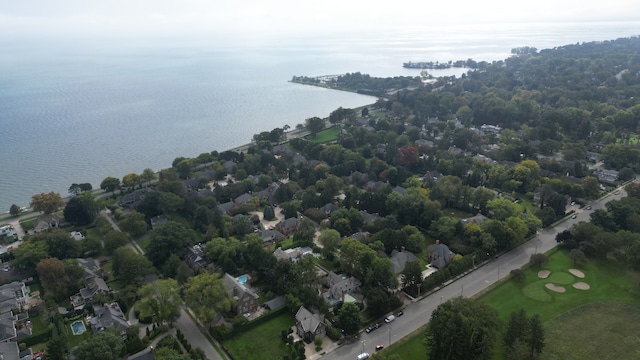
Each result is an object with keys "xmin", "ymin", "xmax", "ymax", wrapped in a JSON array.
[{"xmin": 0, "ymin": 21, "xmax": 638, "ymax": 210}]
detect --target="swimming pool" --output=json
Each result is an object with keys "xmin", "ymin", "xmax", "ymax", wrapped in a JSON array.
[
  {"xmin": 236, "ymin": 274, "xmax": 249, "ymax": 284},
  {"xmin": 71, "ymin": 320, "xmax": 86, "ymax": 335}
]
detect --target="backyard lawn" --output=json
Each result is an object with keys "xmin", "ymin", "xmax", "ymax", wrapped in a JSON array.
[
  {"xmin": 306, "ymin": 127, "xmax": 340, "ymax": 143},
  {"xmin": 223, "ymin": 313, "xmax": 295, "ymax": 360}
]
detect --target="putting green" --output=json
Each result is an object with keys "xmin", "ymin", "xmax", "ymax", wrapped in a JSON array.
[
  {"xmin": 523, "ymin": 280, "xmax": 552, "ymax": 302},
  {"xmin": 547, "ymin": 272, "xmax": 575, "ymax": 285}
]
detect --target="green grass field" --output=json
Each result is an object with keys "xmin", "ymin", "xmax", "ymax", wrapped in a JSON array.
[
  {"xmin": 223, "ymin": 313, "xmax": 295, "ymax": 360},
  {"xmin": 307, "ymin": 127, "xmax": 340, "ymax": 143}
]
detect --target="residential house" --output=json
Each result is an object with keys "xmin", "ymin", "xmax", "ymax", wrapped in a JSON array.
[
  {"xmin": 216, "ymin": 201, "xmax": 235, "ymax": 216},
  {"xmin": 256, "ymin": 182, "xmax": 280, "ymax": 205},
  {"xmin": 71, "ymin": 277, "xmax": 110, "ymax": 310},
  {"xmin": 363, "ymin": 181, "xmax": 389, "ymax": 192},
  {"xmin": 480, "ymin": 124, "xmax": 502, "ymax": 133},
  {"xmin": 273, "ymin": 247, "xmax": 314, "ymax": 263},
  {"xmin": 222, "ymin": 161, "xmax": 236, "ymax": 173},
  {"xmin": 89, "ymin": 303, "xmax": 130, "ymax": 339},
  {"xmin": 223, "ymin": 273, "xmax": 259, "ymax": 315},
  {"xmin": 428, "ymin": 240, "xmax": 456, "ymax": 269},
  {"xmin": 150, "ymin": 216, "xmax": 167, "ymax": 230},
  {"xmin": 460, "ymin": 213, "xmax": 490, "ymax": 226},
  {"xmin": 349, "ymin": 232, "xmax": 370, "ymax": 241},
  {"xmin": 0, "ymin": 312, "xmax": 16, "ymax": 343},
  {"xmin": 69, "ymin": 231, "xmax": 85, "ymax": 241},
  {"xmin": 318, "ymin": 203, "xmax": 340, "ymax": 216},
  {"xmin": 295, "ymin": 306, "xmax": 326, "ymax": 340},
  {"xmin": 0, "ymin": 282, "xmax": 29, "ymax": 315},
  {"xmin": 392, "ymin": 186, "xmax": 406, "ymax": 195},
  {"xmin": 389, "ymin": 248, "xmax": 418, "ymax": 274},
  {"xmin": 276, "ymin": 217, "xmax": 302, "ymax": 235},
  {"xmin": 32, "ymin": 214, "xmax": 63, "ymax": 233},
  {"xmin": 0, "ymin": 339, "xmax": 19, "ymax": 358},
  {"xmin": 424, "ymin": 170, "xmax": 443, "ymax": 182},
  {"xmin": 234, "ymin": 193, "xmax": 254, "ymax": 206},
  {"xmin": 184, "ymin": 244, "xmax": 208, "ymax": 270},
  {"xmin": 593, "ymin": 168, "xmax": 619, "ymax": 183},
  {"xmin": 263, "ymin": 296, "xmax": 286, "ymax": 311},
  {"xmin": 119, "ymin": 189, "xmax": 151, "ymax": 208},
  {"xmin": 257, "ymin": 229, "xmax": 285, "ymax": 245},
  {"xmin": 360, "ymin": 211, "xmax": 379, "ymax": 225},
  {"xmin": 322, "ymin": 272, "xmax": 361, "ymax": 309}
]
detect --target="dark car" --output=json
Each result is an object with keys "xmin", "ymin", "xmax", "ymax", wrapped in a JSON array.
[
  {"xmin": 376, "ymin": 344, "xmax": 385, "ymax": 351},
  {"xmin": 396, "ymin": 311, "xmax": 404, "ymax": 317},
  {"xmin": 365, "ymin": 326, "xmax": 374, "ymax": 333}
]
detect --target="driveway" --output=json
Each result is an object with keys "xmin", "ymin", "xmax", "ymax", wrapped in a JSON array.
[{"xmin": 320, "ymin": 183, "xmax": 632, "ymax": 359}]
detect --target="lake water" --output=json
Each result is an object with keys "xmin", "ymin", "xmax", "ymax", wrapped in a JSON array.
[{"xmin": 1, "ymin": 21, "xmax": 638, "ymax": 210}]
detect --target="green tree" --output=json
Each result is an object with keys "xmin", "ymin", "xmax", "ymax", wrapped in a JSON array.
[
  {"xmin": 568, "ymin": 248, "xmax": 588, "ymax": 266},
  {"xmin": 103, "ymin": 230, "xmax": 129, "ymax": 255},
  {"xmin": 318, "ymin": 229, "xmax": 341, "ymax": 260},
  {"xmin": 72, "ymin": 331, "xmax": 124, "ymax": 360},
  {"xmin": 183, "ymin": 272, "xmax": 234, "ymax": 323},
  {"xmin": 504, "ymin": 309, "xmax": 530, "ymax": 351},
  {"xmin": 146, "ymin": 221, "xmax": 196, "ymax": 268},
  {"xmin": 45, "ymin": 336, "xmax": 68, "ymax": 360},
  {"xmin": 336, "ymin": 302, "xmax": 362, "ymax": 336},
  {"xmin": 141, "ymin": 168, "xmax": 157, "ymax": 186},
  {"xmin": 37, "ymin": 258, "xmax": 75, "ymax": 301},
  {"xmin": 9, "ymin": 204, "xmax": 21, "ymax": 216},
  {"xmin": 30, "ymin": 192, "xmax": 65, "ymax": 214},
  {"xmin": 100, "ymin": 176, "xmax": 121, "ymax": 195},
  {"xmin": 582, "ymin": 176, "xmax": 600, "ymax": 199},
  {"xmin": 63, "ymin": 192, "xmax": 97, "ymax": 225},
  {"xmin": 11, "ymin": 241, "xmax": 49, "ymax": 274},
  {"xmin": 529, "ymin": 253, "xmax": 549, "ymax": 268},
  {"xmin": 122, "ymin": 173, "xmax": 141, "ymax": 189},
  {"xmin": 528, "ymin": 314, "xmax": 545, "ymax": 357},
  {"xmin": 401, "ymin": 260, "xmax": 423, "ymax": 295},
  {"xmin": 118, "ymin": 210, "xmax": 148, "ymax": 237},
  {"xmin": 138, "ymin": 279, "xmax": 182, "ymax": 325},
  {"xmin": 305, "ymin": 116, "xmax": 325, "ymax": 136},
  {"xmin": 425, "ymin": 297, "xmax": 501, "ymax": 360},
  {"xmin": 263, "ymin": 205, "xmax": 275, "ymax": 221},
  {"xmin": 111, "ymin": 247, "xmax": 154, "ymax": 286}
]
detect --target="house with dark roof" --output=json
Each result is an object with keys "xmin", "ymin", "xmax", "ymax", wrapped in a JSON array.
[
  {"xmin": 263, "ymin": 296, "xmax": 286, "ymax": 311},
  {"xmin": 272, "ymin": 144, "xmax": 294, "ymax": 156},
  {"xmin": 150, "ymin": 216, "xmax": 167, "ymax": 229},
  {"xmin": 295, "ymin": 306, "xmax": 325, "ymax": 340},
  {"xmin": 222, "ymin": 161, "xmax": 237, "ymax": 173},
  {"xmin": 349, "ymin": 232, "xmax": 370, "ymax": 241},
  {"xmin": 256, "ymin": 182, "xmax": 280, "ymax": 205},
  {"xmin": 363, "ymin": 181, "xmax": 389, "ymax": 191},
  {"xmin": 276, "ymin": 217, "xmax": 302, "ymax": 235},
  {"xmin": 318, "ymin": 203, "xmax": 340, "ymax": 216},
  {"xmin": 593, "ymin": 167, "xmax": 619, "ymax": 183},
  {"xmin": 184, "ymin": 244, "xmax": 208, "ymax": 270},
  {"xmin": 223, "ymin": 273, "xmax": 259, "ymax": 315},
  {"xmin": 428, "ymin": 240, "xmax": 456, "ymax": 269},
  {"xmin": 234, "ymin": 193, "xmax": 254, "ymax": 206},
  {"xmin": 425, "ymin": 170, "xmax": 443, "ymax": 182},
  {"xmin": 389, "ymin": 248, "xmax": 418, "ymax": 274},
  {"xmin": 216, "ymin": 201, "xmax": 235, "ymax": 215},
  {"xmin": 0, "ymin": 312, "xmax": 17, "ymax": 343},
  {"xmin": 0, "ymin": 339, "xmax": 20, "ymax": 359},
  {"xmin": 89, "ymin": 303, "xmax": 130, "ymax": 339},
  {"xmin": 71, "ymin": 277, "xmax": 110, "ymax": 310},
  {"xmin": 360, "ymin": 211, "xmax": 379, "ymax": 224},
  {"xmin": 257, "ymin": 229, "xmax": 286, "ymax": 244},
  {"xmin": 392, "ymin": 186, "xmax": 406, "ymax": 195},
  {"xmin": 119, "ymin": 188, "xmax": 151, "ymax": 208},
  {"xmin": 460, "ymin": 213, "xmax": 490, "ymax": 226}
]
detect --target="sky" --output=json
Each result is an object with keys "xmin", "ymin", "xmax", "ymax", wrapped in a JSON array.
[{"xmin": 1, "ymin": 0, "xmax": 639, "ymax": 41}]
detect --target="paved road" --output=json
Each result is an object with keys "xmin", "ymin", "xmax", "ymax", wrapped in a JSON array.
[
  {"xmin": 174, "ymin": 307, "xmax": 225, "ymax": 360},
  {"xmin": 322, "ymin": 186, "xmax": 630, "ymax": 360}
]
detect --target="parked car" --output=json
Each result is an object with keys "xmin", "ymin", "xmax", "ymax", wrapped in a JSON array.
[
  {"xmin": 571, "ymin": 214, "xmax": 577, "ymax": 219},
  {"xmin": 375, "ymin": 344, "xmax": 385, "ymax": 351},
  {"xmin": 365, "ymin": 326, "xmax": 374, "ymax": 333},
  {"xmin": 587, "ymin": 206, "xmax": 592, "ymax": 210},
  {"xmin": 396, "ymin": 311, "xmax": 404, "ymax": 317},
  {"xmin": 357, "ymin": 353, "xmax": 370, "ymax": 360},
  {"xmin": 384, "ymin": 315, "xmax": 395, "ymax": 323}
]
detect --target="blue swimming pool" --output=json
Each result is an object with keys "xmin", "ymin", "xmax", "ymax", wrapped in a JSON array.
[
  {"xmin": 236, "ymin": 274, "xmax": 249, "ymax": 284},
  {"xmin": 71, "ymin": 320, "xmax": 86, "ymax": 335}
]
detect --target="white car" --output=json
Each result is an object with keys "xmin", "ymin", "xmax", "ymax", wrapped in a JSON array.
[{"xmin": 384, "ymin": 315, "xmax": 395, "ymax": 323}]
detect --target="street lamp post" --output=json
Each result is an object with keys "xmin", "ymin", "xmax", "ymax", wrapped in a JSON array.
[
  {"xmin": 388, "ymin": 325, "xmax": 392, "ymax": 345},
  {"xmin": 361, "ymin": 340, "xmax": 365, "ymax": 355}
]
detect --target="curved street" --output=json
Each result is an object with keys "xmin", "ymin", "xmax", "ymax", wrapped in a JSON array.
[{"xmin": 321, "ymin": 185, "xmax": 630, "ymax": 359}]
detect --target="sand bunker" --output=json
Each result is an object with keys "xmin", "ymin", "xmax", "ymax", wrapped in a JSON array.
[
  {"xmin": 538, "ymin": 270, "xmax": 551, "ymax": 279},
  {"xmin": 573, "ymin": 282, "xmax": 590, "ymax": 290},
  {"xmin": 545, "ymin": 283, "xmax": 566, "ymax": 293},
  {"xmin": 569, "ymin": 269, "xmax": 585, "ymax": 278}
]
